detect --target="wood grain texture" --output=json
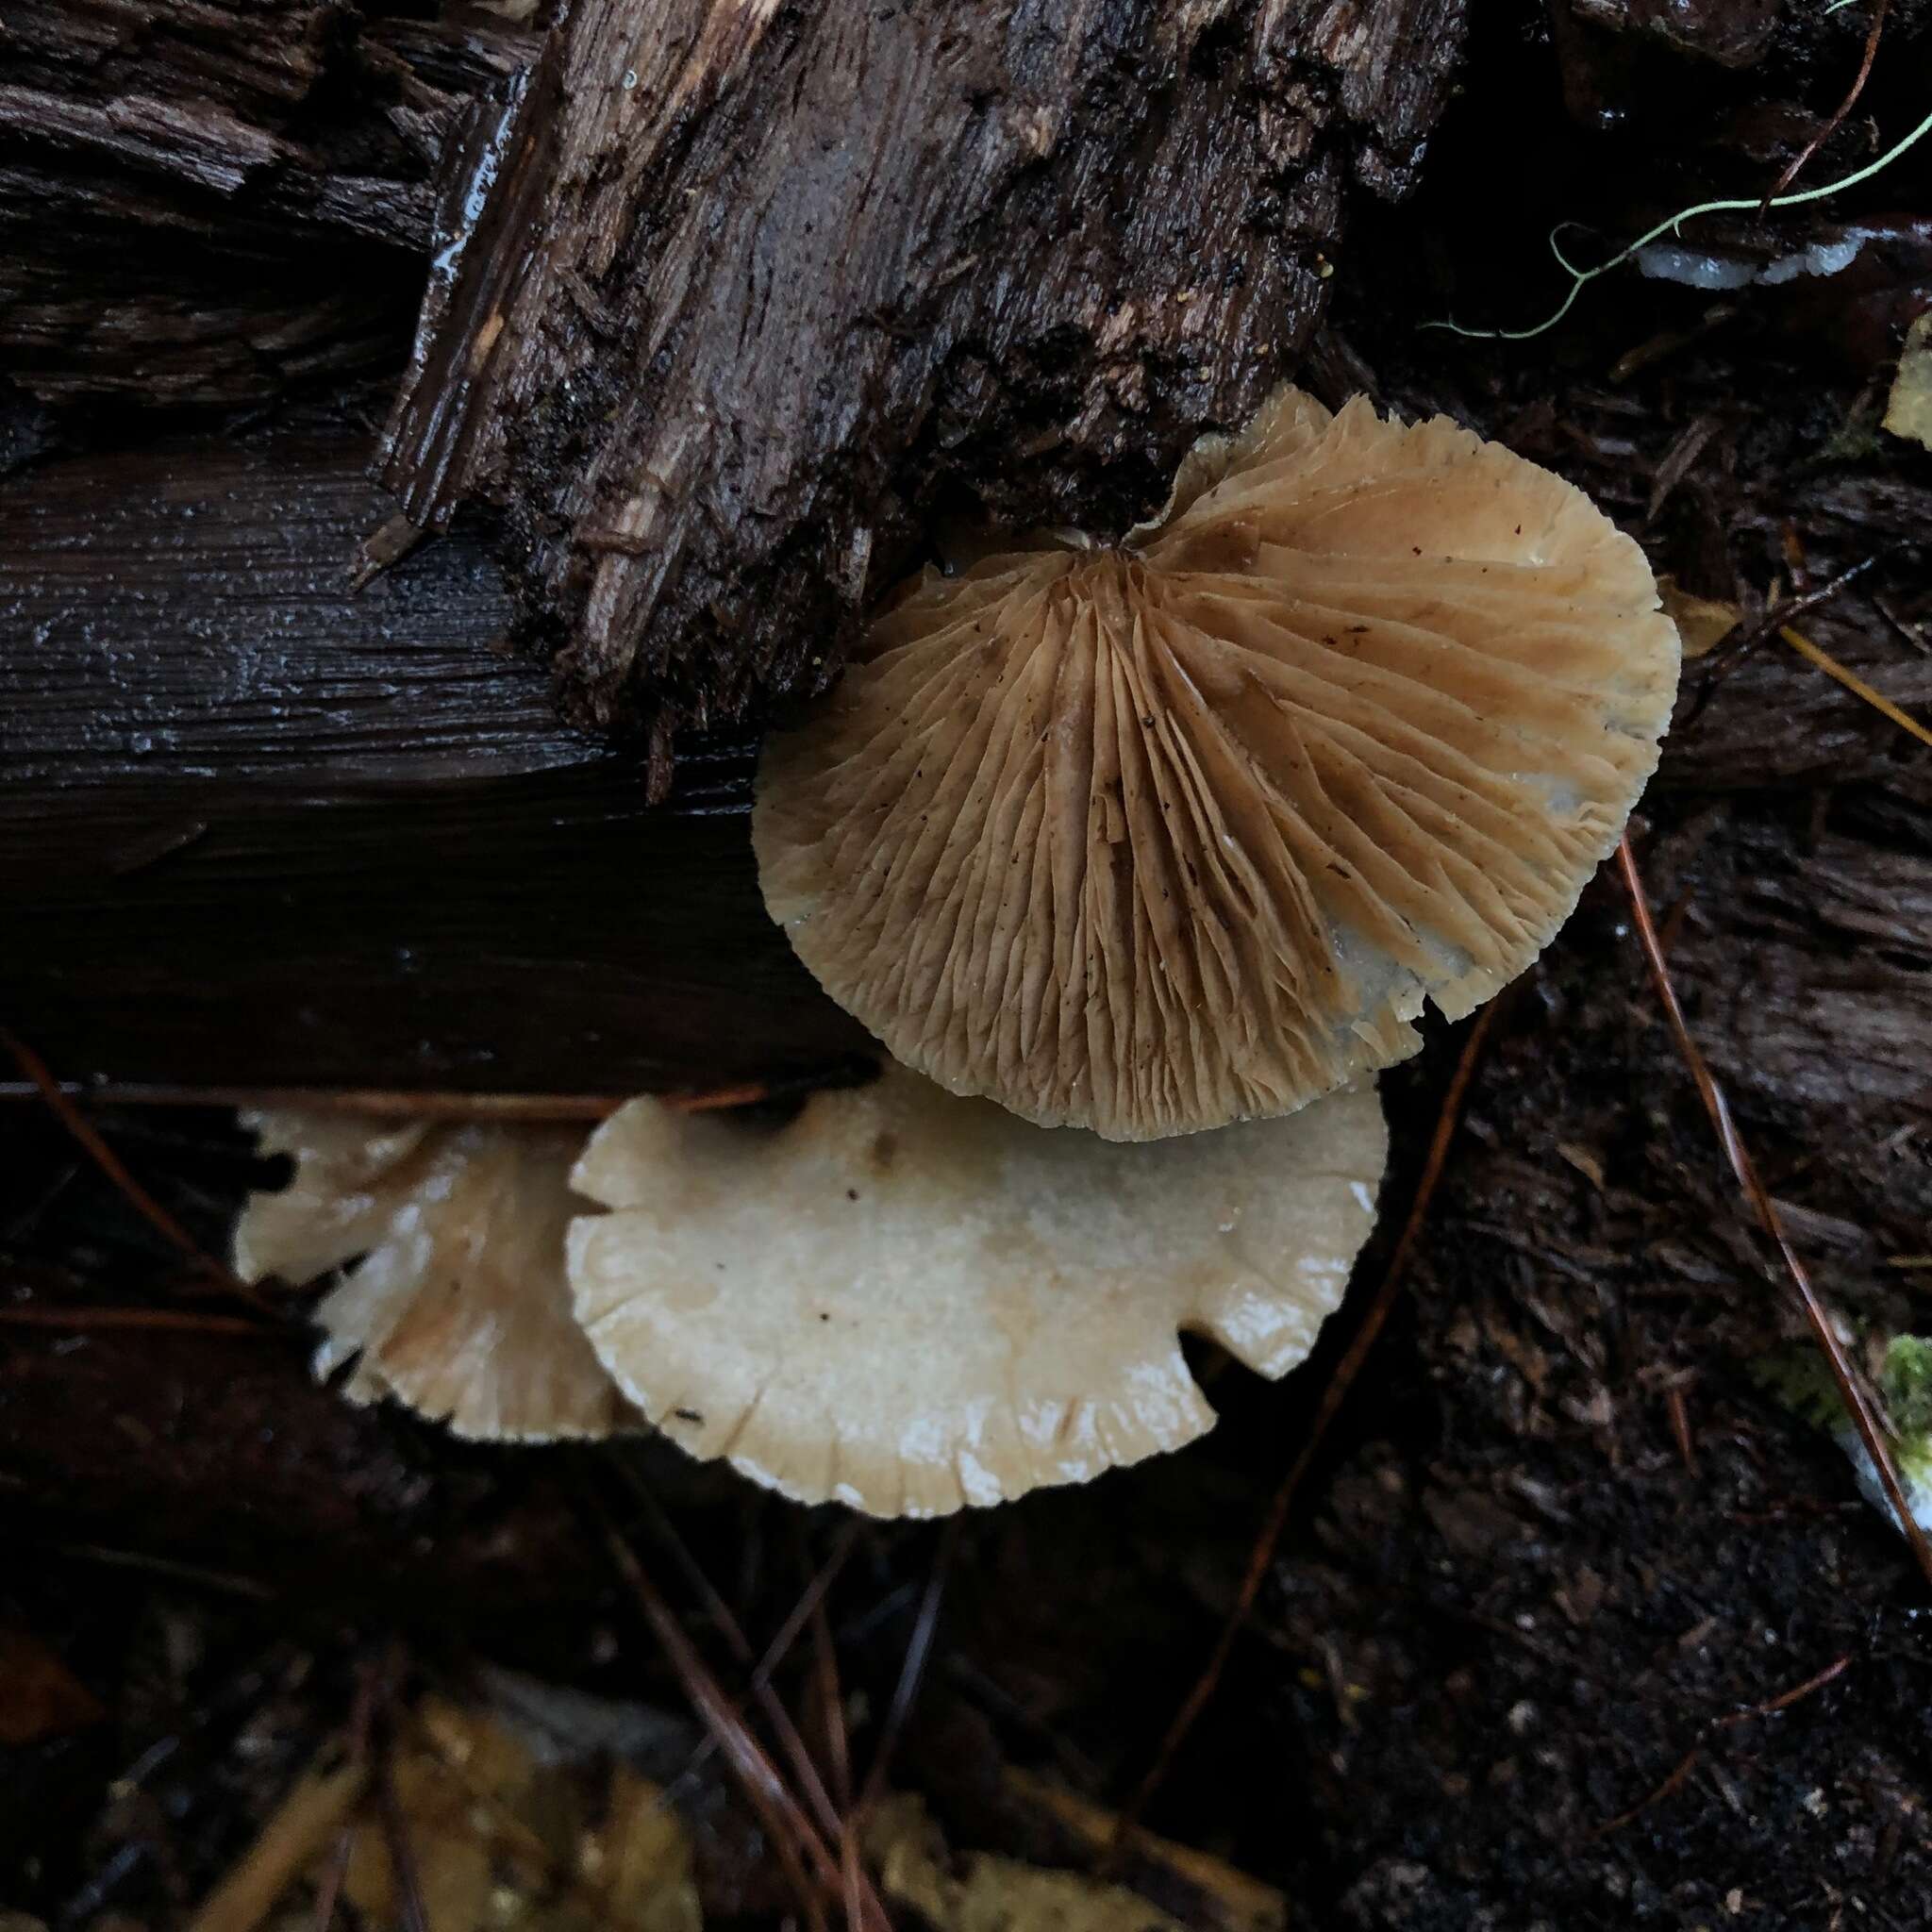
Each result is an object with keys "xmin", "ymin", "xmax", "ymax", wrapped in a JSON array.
[
  {"xmin": 0, "ymin": 1, "xmax": 533, "ymax": 402},
  {"xmin": 380, "ymin": 0, "xmax": 1471, "ymax": 787},
  {"xmin": 0, "ymin": 423, "xmax": 867, "ymax": 1097},
  {"xmin": 2, "ymin": 425, "xmax": 551, "ymax": 795},
  {"xmin": 1672, "ymin": 827, "xmax": 1932, "ymax": 1122}
]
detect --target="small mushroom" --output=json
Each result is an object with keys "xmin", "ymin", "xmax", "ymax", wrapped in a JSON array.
[
  {"xmin": 235, "ymin": 1112, "xmax": 635, "ymax": 1441},
  {"xmin": 566, "ymin": 1066, "xmax": 1387, "ymax": 1516},
  {"xmin": 756, "ymin": 387, "xmax": 1681, "ymax": 1141}
]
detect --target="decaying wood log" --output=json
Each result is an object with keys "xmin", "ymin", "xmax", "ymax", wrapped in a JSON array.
[
  {"xmin": 1, "ymin": 0, "xmax": 1474, "ymax": 1091},
  {"xmin": 6, "ymin": 0, "xmax": 1473, "ymax": 775},
  {"xmin": 8, "ymin": 408, "xmax": 1927, "ymax": 1102},
  {"xmin": 378, "ymin": 0, "xmax": 1472, "ymax": 790},
  {"xmin": 0, "ymin": 420, "xmax": 868, "ymax": 1098},
  {"xmin": 0, "ymin": 2, "xmax": 534, "ymax": 402},
  {"xmin": 25, "ymin": 0, "xmax": 1923, "ymax": 1115}
]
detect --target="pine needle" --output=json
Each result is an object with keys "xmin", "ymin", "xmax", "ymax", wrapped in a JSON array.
[
  {"xmin": 1779, "ymin": 626, "xmax": 1932, "ymax": 751},
  {"xmin": 1113, "ymin": 1000, "xmax": 1506, "ymax": 1851},
  {"xmin": 1615, "ymin": 838, "xmax": 1932, "ymax": 1591}
]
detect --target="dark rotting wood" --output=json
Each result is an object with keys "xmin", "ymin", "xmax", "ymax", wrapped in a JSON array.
[
  {"xmin": 0, "ymin": 1, "xmax": 536, "ymax": 403},
  {"xmin": 376, "ymin": 0, "xmax": 1474, "ymax": 791},
  {"xmin": 0, "ymin": 421, "xmax": 868, "ymax": 1097},
  {"xmin": 8, "ymin": 7, "xmax": 1932, "ymax": 1922}
]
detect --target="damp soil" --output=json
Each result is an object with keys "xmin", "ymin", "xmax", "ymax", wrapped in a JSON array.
[{"xmin": 5, "ymin": 5, "xmax": 1932, "ymax": 1928}]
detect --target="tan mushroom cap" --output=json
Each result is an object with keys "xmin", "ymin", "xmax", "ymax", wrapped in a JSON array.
[
  {"xmin": 755, "ymin": 387, "xmax": 1681, "ymax": 1141},
  {"xmin": 235, "ymin": 1112, "xmax": 635, "ymax": 1441},
  {"xmin": 566, "ymin": 1066, "xmax": 1387, "ymax": 1517}
]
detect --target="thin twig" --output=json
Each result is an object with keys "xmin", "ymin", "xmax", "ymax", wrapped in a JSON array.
[
  {"xmin": 664, "ymin": 1520, "xmax": 863, "ymax": 1807},
  {"xmin": 315, "ymin": 1663, "xmax": 386, "ymax": 1932},
  {"xmin": 807, "ymin": 1576, "xmax": 867, "ymax": 1932},
  {"xmin": 754, "ymin": 1524, "xmax": 863, "ymax": 1697},
  {"xmin": 666, "ymin": 1082, "xmax": 776, "ymax": 1113},
  {"xmin": 372, "ymin": 1756, "xmax": 429, "ymax": 1932},
  {"xmin": 1, "ymin": 1026, "xmax": 261, "ymax": 1308},
  {"xmin": 1759, "ymin": 0, "xmax": 1889, "ymax": 208},
  {"xmin": 810, "ymin": 1600, "xmax": 854, "ymax": 1812},
  {"xmin": 365, "ymin": 1650, "xmax": 431, "ymax": 1932},
  {"xmin": 0, "ymin": 1306, "xmax": 278, "ymax": 1338},
  {"xmin": 1592, "ymin": 1653, "xmax": 1852, "ymax": 1836},
  {"xmin": 1666, "ymin": 1383, "xmax": 1699, "ymax": 1475},
  {"xmin": 607, "ymin": 1465, "xmax": 860, "ymax": 1855},
  {"xmin": 1593, "ymin": 1746, "xmax": 1705, "ymax": 1838},
  {"xmin": 1616, "ymin": 838, "xmax": 1932, "ymax": 1589},
  {"xmin": 857, "ymin": 1521, "xmax": 959, "ymax": 1819},
  {"xmin": 185, "ymin": 1756, "xmax": 368, "ymax": 1932},
  {"xmin": 1734, "ymin": 558, "xmax": 1874, "ymax": 658},
  {"xmin": 591, "ymin": 1497, "xmax": 841, "ymax": 1932},
  {"xmin": 1677, "ymin": 557, "xmax": 1875, "ymax": 731},
  {"xmin": 1874, "ymin": 592, "xmax": 1927, "ymax": 656},
  {"xmin": 308, "ymin": 1828, "xmax": 353, "ymax": 1932},
  {"xmin": 608, "ymin": 1459, "xmax": 772, "ymax": 1664},
  {"xmin": 53, "ymin": 1544, "xmax": 276, "ymax": 1602},
  {"xmin": 1114, "ymin": 999, "xmax": 1507, "ymax": 1851},
  {"xmin": 1712, "ymin": 1652, "xmax": 1853, "ymax": 1726},
  {"xmin": 0, "ymin": 1068, "xmax": 866, "ymax": 1120},
  {"xmin": 0, "ymin": 1084, "xmax": 624, "ymax": 1121}
]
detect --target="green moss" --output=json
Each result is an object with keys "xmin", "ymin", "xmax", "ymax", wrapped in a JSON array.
[
  {"xmin": 1757, "ymin": 1336, "xmax": 1932, "ymax": 1534},
  {"xmin": 1880, "ymin": 1335, "xmax": 1932, "ymax": 1438},
  {"xmin": 1749, "ymin": 1345, "xmax": 1851, "ymax": 1436}
]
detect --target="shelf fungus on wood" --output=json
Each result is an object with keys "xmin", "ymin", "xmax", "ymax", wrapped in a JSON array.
[
  {"xmin": 235, "ymin": 1112, "xmax": 637, "ymax": 1441},
  {"xmin": 565, "ymin": 1066, "xmax": 1388, "ymax": 1518},
  {"xmin": 756, "ymin": 387, "xmax": 1684, "ymax": 1141}
]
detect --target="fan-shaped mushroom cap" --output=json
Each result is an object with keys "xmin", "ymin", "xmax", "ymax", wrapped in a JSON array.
[
  {"xmin": 755, "ymin": 388, "xmax": 1681, "ymax": 1141},
  {"xmin": 566, "ymin": 1067, "xmax": 1386, "ymax": 1517},
  {"xmin": 235, "ymin": 1112, "xmax": 635, "ymax": 1441}
]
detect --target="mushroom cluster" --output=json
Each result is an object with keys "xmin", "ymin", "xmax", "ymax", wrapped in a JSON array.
[
  {"xmin": 239, "ymin": 1071, "xmax": 1385, "ymax": 1514},
  {"xmin": 238, "ymin": 386, "xmax": 1678, "ymax": 1515}
]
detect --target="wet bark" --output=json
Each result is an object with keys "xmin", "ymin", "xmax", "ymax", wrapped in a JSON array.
[
  {"xmin": 376, "ymin": 0, "xmax": 1472, "ymax": 790},
  {"xmin": 0, "ymin": 1, "xmax": 534, "ymax": 403},
  {"xmin": 8, "ymin": 7, "xmax": 1932, "ymax": 1924},
  {"xmin": 2, "ymin": 0, "xmax": 1474, "ymax": 1090},
  {"xmin": 13, "ymin": 0, "xmax": 1923, "ymax": 1106}
]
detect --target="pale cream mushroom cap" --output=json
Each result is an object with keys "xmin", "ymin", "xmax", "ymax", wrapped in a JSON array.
[
  {"xmin": 755, "ymin": 387, "xmax": 1681, "ymax": 1141},
  {"xmin": 235, "ymin": 1112, "xmax": 635, "ymax": 1441},
  {"xmin": 566, "ymin": 1067, "xmax": 1387, "ymax": 1517}
]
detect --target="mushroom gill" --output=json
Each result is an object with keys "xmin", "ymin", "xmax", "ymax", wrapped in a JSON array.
[{"xmin": 754, "ymin": 387, "xmax": 1682, "ymax": 1141}]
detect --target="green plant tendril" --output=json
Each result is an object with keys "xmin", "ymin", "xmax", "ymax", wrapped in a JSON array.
[{"xmin": 1424, "ymin": 103, "xmax": 1932, "ymax": 343}]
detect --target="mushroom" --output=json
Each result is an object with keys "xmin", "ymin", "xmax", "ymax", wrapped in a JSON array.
[
  {"xmin": 566, "ymin": 1065, "xmax": 1387, "ymax": 1517},
  {"xmin": 755, "ymin": 387, "xmax": 1681, "ymax": 1141},
  {"xmin": 235, "ymin": 1112, "xmax": 635, "ymax": 1441}
]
